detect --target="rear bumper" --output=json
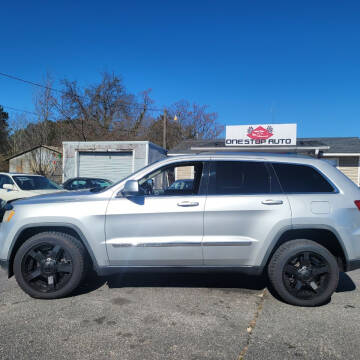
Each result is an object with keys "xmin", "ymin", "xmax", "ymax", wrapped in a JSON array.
[{"xmin": 346, "ymin": 259, "xmax": 360, "ymax": 272}]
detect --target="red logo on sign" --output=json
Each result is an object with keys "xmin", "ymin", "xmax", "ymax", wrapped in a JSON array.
[{"xmin": 247, "ymin": 126, "xmax": 273, "ymax": 140}]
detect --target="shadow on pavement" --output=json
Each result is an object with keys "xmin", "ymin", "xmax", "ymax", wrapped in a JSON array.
[
  {"xmin": 107, "ymin": 271, "xmax": 267, "ymax": 290},
  {"xmin": 73, "ymin": 269, "xmax": 356, "ymax": 298},
  {"xmin": 73, "ymin": 270, "xmax": 267, "ymax": 296}
]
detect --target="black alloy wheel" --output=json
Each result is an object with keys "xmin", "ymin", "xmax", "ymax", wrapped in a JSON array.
[
  {"xmin": 21, "ymin": 243, "xmax": 73, "ymax": 293},
  {"xmin": 14, "ymin": 232, "xmax": 87, "ymax": 299},
  {"xmin": 283, "ymin": 251, "xmax": 331, "ymax": 300},
  {"xmin": 268, "ymin": 239, "xmax": 339, "ymax": 306}
]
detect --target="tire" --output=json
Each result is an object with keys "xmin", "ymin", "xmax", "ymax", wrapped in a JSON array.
[
  {"xmin": 268, "ymin": 239, "xmax": 339, "ymax": 307},
  {"xmin": 14, "ymin": 232, "xmax": 88, "ymax": 299}
]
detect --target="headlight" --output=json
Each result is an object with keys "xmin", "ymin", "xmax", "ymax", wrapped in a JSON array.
[
  {"xmin": 3, "ymin": 210, "xmax": 15, "ymax": 223},
  {"xmin": 1, "ymin": 201, "xmax": 15, "ymax": 223}
]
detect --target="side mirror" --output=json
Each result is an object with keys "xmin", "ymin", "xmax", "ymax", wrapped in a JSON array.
[
  {"xmin": 3, "ymin": 184, "xmax": 16, "ymax": 191},
  {"xmin": 121, "ymin": 180, "xmax": 141, "ymax": 197}
]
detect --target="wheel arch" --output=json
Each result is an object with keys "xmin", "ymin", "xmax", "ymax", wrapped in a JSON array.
[
  {"xmin": 7, "ymin": 223, "xmax": 99, "ymax": 277},
  {"xmin": 262, "ymin": 226, "xmax": 349, "ymax": 272}
]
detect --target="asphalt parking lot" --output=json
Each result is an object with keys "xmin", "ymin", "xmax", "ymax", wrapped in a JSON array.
[{"xmin": 0, "ymin": 269, "xmax": 359, "ymax": 360}]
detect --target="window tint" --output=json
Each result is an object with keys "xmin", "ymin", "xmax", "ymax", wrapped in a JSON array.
[
  {"xmin": 91, "ymin": 179, "xmax": 112, "ymax": 188},
  {"xmin": 68, "ymin": 179, "xmax": 89, "ymax": 190},
  {"xmin": 0, "ymin": 175, "xmax": 14, "ymax": 188},
  {"xmin": 272, "ymin": 163, "xmax": 334, "ymax": 193},
  {"xmin": 138, "ymin": 162, "xmax": 203, "ymax": 196},
  {"xmin": 209, "ymin": 161, "xmax": 272, "ymax": 195},
  {"xmin": 13, "ymin": 176, "xmax": 60, "ymax": 190}
]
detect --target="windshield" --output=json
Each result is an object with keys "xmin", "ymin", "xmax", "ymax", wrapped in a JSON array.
[{"xmin": 13, "ymin": 176, "xmax": 61, "ymax": 191}]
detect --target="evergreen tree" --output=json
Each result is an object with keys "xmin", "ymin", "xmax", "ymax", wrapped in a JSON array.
[{"xmin": 0, "ymin": 106, "xmax": 9, "ymax": 154}]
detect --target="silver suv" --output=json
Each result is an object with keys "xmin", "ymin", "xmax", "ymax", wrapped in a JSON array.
[{"xmin": 1, "ymin": 153, "xmax": 360, "ymax": 306}]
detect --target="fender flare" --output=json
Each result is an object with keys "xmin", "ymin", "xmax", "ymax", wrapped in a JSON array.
[
  {"xmin": 260, "ymin": 224, "xmax": 350, "ymax": 269},
  {"xmin": 8, "ymin": 222, "xmax": 100, "ymax": 277}
]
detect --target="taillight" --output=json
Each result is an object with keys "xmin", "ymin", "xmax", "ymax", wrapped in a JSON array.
[{"xmin": 355, "ymin": 201, "xmax": 360, "ymax": 210}]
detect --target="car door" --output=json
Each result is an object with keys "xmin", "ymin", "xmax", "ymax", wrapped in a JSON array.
[
  {"xmin": 105, "ymin": 161, "xmax": 207, "ymax": 266},
  {"xmin": 203, "ymin": 160, "xmax": 292, "ymax": 266}
]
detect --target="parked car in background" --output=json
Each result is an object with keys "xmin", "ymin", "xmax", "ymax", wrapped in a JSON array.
[
  {"xmin": 62, "ymin": 177, "xmax": 113, "ymax": 191},
  {"xmin": 0, "ymin": 173, "xmax": 62, "ymax": 202}
]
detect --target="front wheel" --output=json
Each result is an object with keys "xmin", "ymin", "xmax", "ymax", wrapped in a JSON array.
[
  {"xmin": 14, "ymin": 232, "xmax": 87, "ymax": 299},
  {"xmin": 268, "ymin": 239, "xmax": 339, "ymax": 306}
]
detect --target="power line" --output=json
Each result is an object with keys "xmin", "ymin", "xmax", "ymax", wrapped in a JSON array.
[
  {"xmin": 3, "ymin": 105, "xmax": 40, "ymax": 117},
  {"xmin": 4, "ymin": 105, "xmax": 64, "ymax": 124},
  {"xmin": 0, "ymin": 71, "xmax": 64, "ymax": 95},
  {"xmin": 0, "ymin": 71, "xmax": 163, "ymax": 112}
]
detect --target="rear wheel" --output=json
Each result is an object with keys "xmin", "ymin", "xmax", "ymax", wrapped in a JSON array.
[
  {"xmin": 14, "ymin": 232, "xmax": 87, "ymax": 299},
  {"xmin": 268, "ymin": 239, "xmax": 339, "ymax": 306}
]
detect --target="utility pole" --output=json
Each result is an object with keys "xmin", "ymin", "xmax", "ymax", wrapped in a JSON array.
[{"xmin": 163, "ymin": 109, "xmax": 167, "ymax": 149}]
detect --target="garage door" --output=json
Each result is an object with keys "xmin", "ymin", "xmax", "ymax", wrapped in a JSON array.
[{"xmin": 79, "ymin": 152, "xmax": 133, "ymax": 183}]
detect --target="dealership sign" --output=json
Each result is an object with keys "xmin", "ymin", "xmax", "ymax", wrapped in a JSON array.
[{"xmin": 225, "ymin": 124, "xmax": 297, "ymax": 146}]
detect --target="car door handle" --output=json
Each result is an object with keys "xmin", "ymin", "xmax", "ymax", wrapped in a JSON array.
[
  {"xmin": 261, "ymin": 199, "xmax": 283, "ymax": 205},
  {"xmin": 177, "ymin": 201, "xmax": 199, "ymax": 207}
]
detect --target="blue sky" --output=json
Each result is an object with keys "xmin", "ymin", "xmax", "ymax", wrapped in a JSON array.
[{"xmin": 1, "ymin": 0, "xmax": 360, "ymax": 138}]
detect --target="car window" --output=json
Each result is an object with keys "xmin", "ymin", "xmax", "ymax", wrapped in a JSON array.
[
  {"xmin": 69, "ymin": 179, "xmax": 88, "ymax": 190},
  {"xmin": 91, "ymin": 179, "xmax": 111, "ymax": 188},
  {"xmin": 138, "ymin": 162, "xmax": 203, "ymax": 196},
  {"xmin": 208, "ymin": 161, "xmax": 272, "ymax": 195},
  {"xmin": 272, "ymin": 163, "xmax": 335, "ymax": 193},
  {"xmin": 13, "ymin": 176, "xmax": 60, "ymax": 190},
  {"xmin": 0, "ymin": 175, "xmax": 14, "ymax": 188}
]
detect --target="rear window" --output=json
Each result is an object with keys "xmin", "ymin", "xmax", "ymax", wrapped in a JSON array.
[
  {"xmin": 272, "ymin": 163, "xmax": 335, "ymax": 193},
  {"xmin": 208, "ymin": 161, "xmax": 275, "ymax": 195}
]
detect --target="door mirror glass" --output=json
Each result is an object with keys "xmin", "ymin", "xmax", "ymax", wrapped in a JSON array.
[
  {"xmin": 3, "ymin": 184, "xmax": 16, "ymax": 191},
  {"xmin": 122, "ymin": 180, "xmax": 141, "ymax": 197}
]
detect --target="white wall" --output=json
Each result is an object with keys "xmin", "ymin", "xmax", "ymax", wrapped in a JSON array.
[{"xmin": 62, "ymin": 141, "xmax": 166, "ymax": 182}]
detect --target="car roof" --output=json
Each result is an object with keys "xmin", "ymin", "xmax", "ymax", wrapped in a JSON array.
[
  {"xmin": 66, "ymin": 177, "xmax": 111, "ymax": 181},
  {"xmin": 166, "ymin": 152, "xmax": 315, "ymax": 162},
  {"xmin": 170, "ymin": 151, "xmax": 310, "ymax": 158}
]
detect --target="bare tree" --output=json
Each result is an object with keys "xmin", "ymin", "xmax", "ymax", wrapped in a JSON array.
[
  {"xmin": 146, "ymin": 100, "xmax": 223, "ymax": 149},
  {"xmin": 8, "ymin": 71, "xmax": 223, "ymax": 157},
  {"xmin": 168, "ymin": 100, "xmax": 223, "ymax": 140},
  {"xmin": 8, "ymin": 113, "xmax": 28, "ymax": 156},
  {"xmin": 0, "ymin": 153, "xmax": 7, "ymax": 172},
  {"xmin": 31, "ymin": 74, "xmax": 58, "ymax": 146},
  {"xmin": 7, "ymin": 76, "xmax": 61, "ymax": 179},
  {"xmin": 56, "ymin": 72, "xmax": 153, "ymax": 141},
  {"xmin": 28, "ymin": 146, "xmax": 61, "ymax": 180},
  {"xmin": 9, "ymin": 75, "xmax": 58, "ymax": 152}
]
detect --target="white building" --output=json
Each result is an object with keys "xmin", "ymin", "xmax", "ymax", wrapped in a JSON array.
[{"xmin": 62, "ymin": 141, "xmax": 166, "ymax": 183}]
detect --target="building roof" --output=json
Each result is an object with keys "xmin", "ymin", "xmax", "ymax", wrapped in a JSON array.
[
  {"xmin": 169, "ymin": 137, "xmax": 360, "ymax": 155},
  {"xmin": 0, "ymin": 172, "xmax": 44, "ymax": 177},
  {"xmin": 299, "ymin": 137, "xmax": 360, "ymax": 154},
  {"xmin": 5, "ymin": 145, "xmax": 62, "ymax": 161}
]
